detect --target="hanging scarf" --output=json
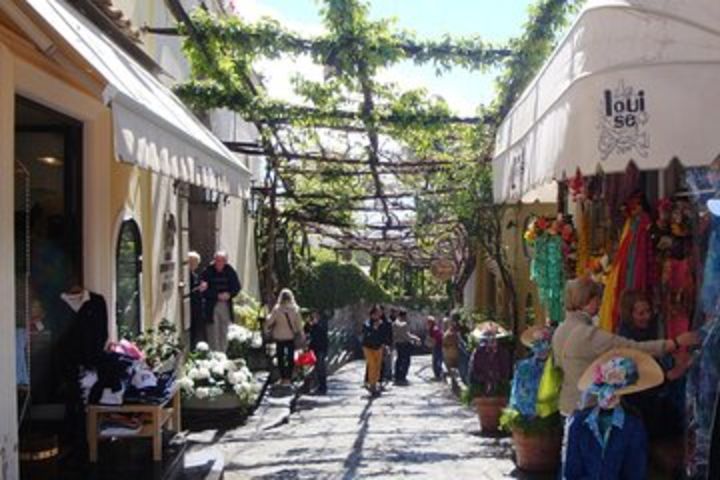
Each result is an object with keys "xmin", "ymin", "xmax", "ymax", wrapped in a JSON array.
[{"xmin": 531, "ymin": 235, "xmax": 566, "ymax": 323}]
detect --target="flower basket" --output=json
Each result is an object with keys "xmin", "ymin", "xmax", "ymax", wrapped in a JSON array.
[
  {"xmin": 474, "ymin": 396, "xmax": 507, "ymax": 433},
  {"xmin": 512, "ymin": 427, "xmax": 562, "ymax": 472},
  {"xmin": 178, "ymin": 343, "xmax": 260, "ymax": 430}
]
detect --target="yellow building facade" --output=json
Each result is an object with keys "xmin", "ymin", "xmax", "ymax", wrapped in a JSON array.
[{"xmin": 0, "ymin": 2, "xmax": 256, "ymax": 476}]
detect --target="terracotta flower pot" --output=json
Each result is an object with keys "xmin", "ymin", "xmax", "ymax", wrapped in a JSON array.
[
  {"xmin": 474, "ymin": 396, "xmax": 507, "ymax": 433},
  {"xmin": 512, "ymin": 428, "xmax": 562, "ymax": 472}
]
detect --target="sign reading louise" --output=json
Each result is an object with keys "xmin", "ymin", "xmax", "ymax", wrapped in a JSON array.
[{"xmin": 597, "ymin": 81, "xmax": 650, "ymax": 160}]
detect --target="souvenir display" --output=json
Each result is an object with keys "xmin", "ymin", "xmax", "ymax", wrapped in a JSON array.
[{"xmin": 525, "ymin": 215, "xmax": 577, "ymax": 323}]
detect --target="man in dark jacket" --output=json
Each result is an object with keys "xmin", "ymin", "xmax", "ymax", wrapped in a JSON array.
[
  {"xmin": 306, "ymin": 310, "xmax": 329, "ymax": 394},
  {"xmin": 200, "ymin": 251, "xmax": 241, "ymax": 352}
]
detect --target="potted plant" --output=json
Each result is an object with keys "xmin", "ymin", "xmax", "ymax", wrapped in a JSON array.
[
  {"xmin": 179, "ymin": 342, "xmax": 260, "ymax": 413},
  {"xmin": 500, "ymin": 410, "xmax": 562, "ymax": 472},
  {"xmin": 500, "ymin": 324, "xmax": 563, "ymax": 473},
  {"xmin": 233, "ymin": 293, "xmax": 268, "ymax": 370},
  {"xmin": 462, "ymin": 381, "xmax": 511, "ymax": 433},
  {"xmin": 465, "ymin": 320, "xmax": 513, "ymax": 433}
]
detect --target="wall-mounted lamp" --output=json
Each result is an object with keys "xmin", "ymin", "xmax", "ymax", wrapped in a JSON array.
[{"xmin": 248, "ymin": 180, "xmax": 270, "ymax": 219}]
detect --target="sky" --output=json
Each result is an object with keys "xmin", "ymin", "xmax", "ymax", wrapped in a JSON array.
[{"xmin": 229, "ymin": 0, "xmax": 534, "ymax": 116}]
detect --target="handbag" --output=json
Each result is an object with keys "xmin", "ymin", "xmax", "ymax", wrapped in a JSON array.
[
  {"xmin": 284, "ymin": 312, "xmax": 306, "ymax": 350},
  {"xmin": 295, "ymin": 349, "xmax": 317, "ymax": 367}
]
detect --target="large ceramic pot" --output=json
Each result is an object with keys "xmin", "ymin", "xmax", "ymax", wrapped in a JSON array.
[
  {"xmin": 512, "ymin": 428, "xmax": 562, "ymax": 472},
  {"xmin": 474, "ymin": 396, "xmax": 507, "ymax": 433}
]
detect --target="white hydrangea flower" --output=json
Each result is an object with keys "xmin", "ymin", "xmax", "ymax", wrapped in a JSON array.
[
  {"xmin": 250, "ymin": 332, "xmax": 263, "ymax": 348},
  {"xmin": 187, "ymin": 368, "xmax": 200, "ymax": 380},
  {"xmin": 211, "ymin": 351, "xmax": 228, "ymax": 362},
  {"xmin": 208, "ymin": 386, "xmax": 224, "ymax": 397},
  {"xmin": 178, "ymin": 376, "xmax": 194, "ymax": 392},
  {"xmin": 195, "ymin": 387, "xmax": 210, "ymax": 399},
  {"xmin": 196, "ymin": 367, "xmax": 211, "ymax": 380},
  {"xmin": 224, "ymin": 360, "xmax": 238, "ymax": 372},
  {"xmin": 211, "ymin": 363, "xmax": 225, "ymax": 377},
  {"xmin": 196, "ymin": 342, "xmax": 209, "ymax": 352}
]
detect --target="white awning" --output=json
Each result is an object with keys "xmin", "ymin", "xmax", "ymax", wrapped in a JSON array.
[
  {"xmin": 493, "ymin": 0, "xmax": 720, "ymax": 203},
  {"xmin": 26, "ymin": 0, "xmax": 251, "ymax": 196}
]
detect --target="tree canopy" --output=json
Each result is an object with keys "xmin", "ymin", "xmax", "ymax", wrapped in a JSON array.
[{"xmin": 174, "ymin": 0, "xmax": 583, "ymax": 308}]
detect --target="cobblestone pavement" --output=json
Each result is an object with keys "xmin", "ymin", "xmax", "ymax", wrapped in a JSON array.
[{"xmin": 195, "ymin": 355, "xmax": 551, "ymax": 480}]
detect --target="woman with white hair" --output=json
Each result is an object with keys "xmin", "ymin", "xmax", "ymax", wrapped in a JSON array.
[{"xmin": 266, "ymin": 289, "xmax": 305, "ymax": 385}]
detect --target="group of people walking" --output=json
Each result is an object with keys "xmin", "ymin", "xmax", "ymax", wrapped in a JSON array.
[
  {"xmin": 264, "ymin": 288, "xmax": 329, "ymax": 394},
  {"xmin": 361, "ymin": 305, "xmax": 463, "ymax": 396}
]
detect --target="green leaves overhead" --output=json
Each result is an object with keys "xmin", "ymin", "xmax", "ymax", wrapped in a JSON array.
[{"xmin": 176, "ymin": 0, "xmax": 582, "ymax": 291}]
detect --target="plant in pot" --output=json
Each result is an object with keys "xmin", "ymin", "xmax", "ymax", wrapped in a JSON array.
[
  {"xmin": 179, "ymin": 342, "xmax": 260, "ymax": 415},
  {"xmin": 233, "ymin": 293, "xmax": 267, "ymax": 370},
  {"xmin": 466, "ymin": 320, "xmax": 513, "ymax": 433},
  {"xmin": 461, "ymin": 380, "xmax": 511, "ymax": 433},
  {"xmin": 500, "ymin": 325, "xmax": 563, "ymax": 473}
]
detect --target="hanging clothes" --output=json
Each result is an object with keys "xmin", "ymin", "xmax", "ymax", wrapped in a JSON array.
[
  {"xmin": 509, "ymin": 357, "xmax": 545, "ymax": 417},
  {"xmin": 599, "ymin": 209, "xmax": 653, "ymax": 332},
  {"xmin": 531, "ymin": 235, "xmax": 565, "ymax": 324}
]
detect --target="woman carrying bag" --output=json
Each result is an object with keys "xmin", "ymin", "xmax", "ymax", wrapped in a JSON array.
[{"xmin": 266, "ymin": 289, "xmax": 305, "ymax": 385}]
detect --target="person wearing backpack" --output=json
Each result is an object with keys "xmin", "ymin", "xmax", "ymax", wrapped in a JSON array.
[{"xmin": 266, "ymin": 289, "xmax": 305, "ymax": 385}]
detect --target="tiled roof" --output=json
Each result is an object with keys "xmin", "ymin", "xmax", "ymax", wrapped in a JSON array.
[{"xmin": 89, "ymin": 0, "xmax": 141, "ymax": 44}]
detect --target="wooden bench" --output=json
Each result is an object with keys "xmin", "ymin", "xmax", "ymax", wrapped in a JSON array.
[{"xmin": 86, "ymin": 389, "xmax": 181, "ymax": 463}]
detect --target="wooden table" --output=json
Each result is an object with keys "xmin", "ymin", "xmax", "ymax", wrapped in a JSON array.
[{"xmin": 86, "ymin": 389, "xmax": 181, "ymax": 463}]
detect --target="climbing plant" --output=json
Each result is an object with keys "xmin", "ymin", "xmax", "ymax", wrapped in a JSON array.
[{"xmin": 173, "ymin": 0, "xmax": 584, "ymax": 310}]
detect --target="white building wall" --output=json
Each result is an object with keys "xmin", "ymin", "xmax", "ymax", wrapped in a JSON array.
[{"xmin": 113, "ymin": 0, "xmax": 263, "ymax": 309}]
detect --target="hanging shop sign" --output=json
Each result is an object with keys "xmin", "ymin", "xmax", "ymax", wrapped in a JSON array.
[
  {"xmin": 598, "ymin": 81, "xmax": 650, "ymax": 161},
  {"xmin": 159, "ymin": 212, "xmax": 177, "ymax": 297}
]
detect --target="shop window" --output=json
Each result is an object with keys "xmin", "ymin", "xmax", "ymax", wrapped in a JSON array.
[{"xmin": 116, "ymin": 219, "xmax": 143, "ymax": 337}]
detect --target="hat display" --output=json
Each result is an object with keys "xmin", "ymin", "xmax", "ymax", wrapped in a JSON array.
[
  {"xmin": 578, "ymin": 348, "xmax": 663, "ymax": 399},
  {"xmin": 520, "ymin": 325, "xmax": 551, "ymax": 347}
]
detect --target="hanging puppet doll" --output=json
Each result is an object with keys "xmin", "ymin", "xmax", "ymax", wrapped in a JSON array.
[{"xmin": 565, "ymin": 348, "xmax": 664, "ymax": 480}]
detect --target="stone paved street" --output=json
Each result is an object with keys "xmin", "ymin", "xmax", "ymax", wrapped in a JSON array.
[{"xmin": 189, "ymin": 355, "xmax": 553, "ymax": 480}]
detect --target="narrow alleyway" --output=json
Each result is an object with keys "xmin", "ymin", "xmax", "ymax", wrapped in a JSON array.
[{"xmin": 187, "ymin": 356, "xmax": 549, "ymax": 480}]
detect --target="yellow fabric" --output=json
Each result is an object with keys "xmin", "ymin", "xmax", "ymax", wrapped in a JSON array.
[
  {"xmin": 536, "ymin": 355, "xmax": 563, "ymax": 418},
  {"xmin": 598, "ymin": 220, "xmax": 631, "ymax": 332},
  {"xmin": 363, "ymin": 347, "xmax": 383, "ymax": 386}
]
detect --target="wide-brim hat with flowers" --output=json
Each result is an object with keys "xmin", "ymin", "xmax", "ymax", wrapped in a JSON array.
[
  {"xmin": 520, "ymin": 325, "xmax": 551, "ymax": 347},
  {"xmin": 578, "ymin": 348, "xmax": 663, "ymax": 398}
]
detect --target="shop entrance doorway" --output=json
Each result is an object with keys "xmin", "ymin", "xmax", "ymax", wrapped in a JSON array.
[{"xmin": 14, "ymin": 97, "xmax": 83, "ymax": 432}]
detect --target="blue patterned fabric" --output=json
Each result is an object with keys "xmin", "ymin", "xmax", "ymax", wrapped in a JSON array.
[
  {"xmin": 584, "ymin": 406, "xmax": 625, "ymax": 449},
  {"xmin": 509, "ymin": 357, "xmax": 545, "ymax": 417},
  {"xmin": 565, "ymin": 407, "xmax": 647, "ymax": 480}
]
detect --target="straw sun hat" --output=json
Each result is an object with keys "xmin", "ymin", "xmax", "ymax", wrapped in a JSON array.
[
  {"xmin": 471, "ymin": 321, "xmax": 510, "ymax": 340},
  {"xmin": 520, "ymin": 325, "xmax": 551, "ymax": 347},
  {"xmin": 577, "ymin": 348, "xmax": 664, "ymax": 397}
]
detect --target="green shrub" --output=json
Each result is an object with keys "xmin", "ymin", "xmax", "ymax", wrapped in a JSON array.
[
  {"xmin": 499, "ymin": 409, "xmax": 562, "ymax": 435},
  {"xmin": 460, "ymin": 381, "xmax": 511, "ymax": 405},
  {"xmin": 293, "ymin": 260, "xmax": 390, "ymax": 311}
]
